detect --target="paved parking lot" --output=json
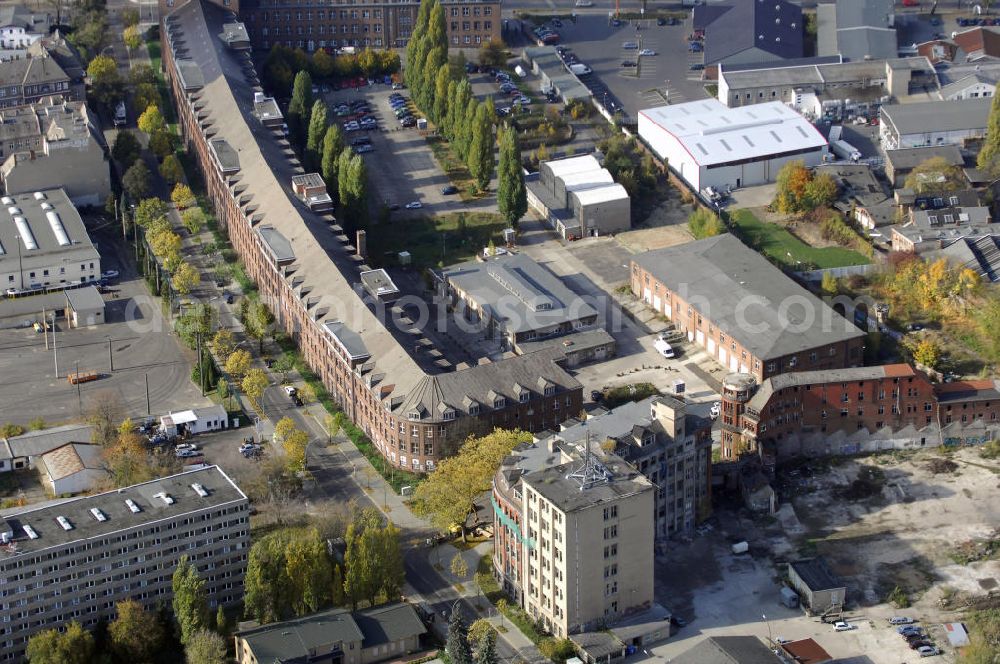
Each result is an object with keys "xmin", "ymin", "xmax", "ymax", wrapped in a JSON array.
[
  {"xmin": 321, "ymin": 86, "xmax": 496, "ymax": 216},
  {"xmin": 545, "ymin": 14, "xmax": 708, "ymax": 120},
  {"xmin": 0, "ymin": 231, "xmax": 209, "ymax": 427}
]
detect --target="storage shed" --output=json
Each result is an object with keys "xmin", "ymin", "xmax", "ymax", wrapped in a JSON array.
[{"xmin": 788, "ymin": 558, "xmax": 845, "ymax": 614}]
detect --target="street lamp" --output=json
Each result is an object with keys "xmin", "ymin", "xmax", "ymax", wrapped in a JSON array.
[
  {"xmin": 762, "ymin": 613, "xmax": 772, "ymax": 645},
  {"xmin": 106, "ymin": 335, "xmax": 114, "ymax": 372}
]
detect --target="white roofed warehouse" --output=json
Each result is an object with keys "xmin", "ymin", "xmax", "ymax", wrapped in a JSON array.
[{"xmin": 638, "ymin": 99, "xmax": 828, "ymax": 194}]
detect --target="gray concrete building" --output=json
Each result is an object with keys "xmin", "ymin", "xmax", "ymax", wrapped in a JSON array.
[
  {"xmin": 442, "ymin": 252, "xmax": 600, "ymax": 352},
  {"xmin": 0, "ymin": 51, "xmax": 71, "ymax": 109},
  {"xmin": 883, "ymin": 144, "xmax": 965, "ymax": 187},
  {"xmin": 880, "ymin": 97, "xmax": 992, "ymax": 150},
  {"xmin": 817, "ymin": 0, "xmax": 896, "ymax": 62},
  {"xmin": 529, "ymin": 154, "xmax": 631, "ymax": 239},
  {"xmin": 0, "ymin": 188, "xmax": 100, "ymax": 294},
  {"xmin": 788, "ymin": 558, "xmax": 846, "ymax": 614},
  {"xmin": 693, "ymin": 0, "xmax": 803, "ymax": 67},
  {"xmin": 0, "ymin": 466, "xmax": 250, "ymax": 662}
]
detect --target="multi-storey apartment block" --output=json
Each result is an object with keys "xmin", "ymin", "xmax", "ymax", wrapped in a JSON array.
[{"xmin": 0, "ymin": 466, "xmax": 249, "ymax": 662}]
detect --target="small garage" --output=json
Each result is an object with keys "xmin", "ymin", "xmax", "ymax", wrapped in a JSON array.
[
  {"xmin": 65, "ymin": 286, "xmax": 105, "ymax": 328},
  {"xmin": 160, "ymin": 405, "xmax": 229, "ymax": 437}
]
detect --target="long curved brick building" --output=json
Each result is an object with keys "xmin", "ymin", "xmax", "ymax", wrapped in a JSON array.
[{"xmin": 160, "ymin": 0, "xmax": 583, "ymax": 472}]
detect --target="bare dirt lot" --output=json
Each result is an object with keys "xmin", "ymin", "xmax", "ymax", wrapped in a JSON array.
[{"xmin": 646, "ymin": 447, "xmax": 1000, "ymax": 663}]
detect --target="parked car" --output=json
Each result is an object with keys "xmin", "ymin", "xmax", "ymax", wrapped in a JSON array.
[
  {"xmin": 405, "ymin": 201, "xmax": 423, "ymax": 209},
  {"xmin": 690, "ymin": 63, "xmax": 705, "ymax": 71},
  {"xmin": 656, "ymin": 17, "xmax": 666, "ymax": 25},
  {"xmin": 621, "ymin": 60, "xmax": 637, "ymax": 67},
  {"xmin": 176, "ymin": 443, "xmax": 199, "ymax": 452},
  {"xmin": 354, "ymin": 144, "xmax": 374, "ymax": 154},
  {"xmin": 441, "ymin": 185, "xmax": 458, "ymax": 195},
  {"xmin": 899, "ymin": 626, "xmax": 923, "ymax": 635},
  {"xmin": 175, "ymin": 449, "xmax": 200, "ymax": 458},
  {"xmin": 283, "ymin": 385, "xmax": 298, "ymax": 397},
  {"xmin": 401, "ymin": 116, "xmax": 417, "ymax": 127},
  {"xmin": 639, "ymin": 48, "xmax": 657, "ymax": 56},
  {"xmin": 343, "ymin": 121, "xmax": 360, "ymax": 132},
  {"xmin": 622, "ymin": 41, "xmax": 638, "ymax": 49},
  {"xmin": 917, "ymin": 646, "xmax": 940, "ymax": 657},
  {"xmin": 392, "ymin": 82, "xmax": 404, "ymax": 89},
  {"xmin": 654, "ymin": 339, "xmax": 675, "ymax": 359},
  {"xmin": 590, "ymin": 390, "xmax": 603, "ymax": 402},
  {"xmin": 292, "ymin": 395, "xmax": 303, "ymax": 407},
  {"xmin": 889, "ymin": 617, "xmax": 915, "ymax": 625},
  {"xmin": 834, "ymin": 622, "xmax": 855, "ymax": 632},
  {"xmin": 102, "ymin": 269, "xmax": 120, "ymax": 280}
]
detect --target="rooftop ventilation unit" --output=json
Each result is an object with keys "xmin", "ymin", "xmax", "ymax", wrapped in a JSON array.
[
  {"xmin": 191, "ymin": 483, "xmax": 209, "ymax": 497},
  {"xmin": 56, "ymin": 516, "xmax": 72, "ymax": 531},
  {"xmin": 125, "ymin": 499, "xmax": 141, "ymax": 514},
  {"xmin": 154, "ymin": 492, "xmax": 175, "ymax": 505},
  {"xmin": 89, "ymin": 508, "xmax": 107, "ymax": 522}
]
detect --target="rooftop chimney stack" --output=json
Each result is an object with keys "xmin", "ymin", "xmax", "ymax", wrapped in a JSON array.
[{"xmin": 356, "ymin": 229, "xmax": 367, "ymax": 258}]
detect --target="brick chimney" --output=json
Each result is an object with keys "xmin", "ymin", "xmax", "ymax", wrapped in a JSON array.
[{"xmin": 356, "ymin": 229, "xmax": 366, "ymax": 258}]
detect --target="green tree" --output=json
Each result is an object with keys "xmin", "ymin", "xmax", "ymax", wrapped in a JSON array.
[
  {"xmin": 338, "ymin": 150, "xmax": 368, "ymax": 229},
  {"xmin": 25, "ymin": 621, "xmax": 95, "ymax": 664},
  {"xmin": 312, "ymin": 48, "xmax": 335, "ymax": 78},
  {"xmin": 343, "ymin": 510, "xmax": 404, "ymax": 608},
  {"xmin": 245, "ymin": 530, "xmax": 294, "ymax": 623},
  {"xmin": 109, "ymin": 599, "xmax": 164, "ymax": 662},
  {"xmin": 285, "ymin": 527, "xmax": 334, "ymax": 616},
  {"xmin": 421, "ymin": 45, "xmax": 447, "ymax": 112},
  {"xmin": 283, "ymin": 428, "xmax": 309, "ymax": 473},
  {"xmin": 87, "ymin": 53, "xmax": 123, "ymax": 108},
  {"xmin": 450, "ymin": 552, "xmax": 469, "ymax": 578},
  {"xmin": 245, "ymin": 528, "xmax": 333, "ymax": 623},
  {"xmin": 185, "ymin": 629, "xmax": 228, "ymax": 664},
  {"xmin": 321, "ymin": 125, "xmax": 345, "ymax": 198},
  {"xmin": 802, "ymin": 172, "xmax": 838, "ymax": 210},
  {"xmin": 112, "ymin": 130, "xmax": 142, "ymax": 167},
  {"xmin": 446, "ymin": 608, "xmax": 472, "ymax": 664},
  {"xmin": 131, "ymin": 64, "xmax": 157, "ymax": 86},
  {"xmin": 244, "ymin": 300, "xmax": 275, "ymax": 352},
  {"xmin": 122, "ymin": 7, "xmax": 140, "ymax": 27},
  {"xmin": 123, "ymin": 160, "xmax": 152, "ymax": 200},
  {"xmin": 687, "ymin": 207, "xmax": 724, "ymax": 239},
  {"xmin": 910, "ymin": 337, "xmax": 941, "ymax": 369},
  {"xmin": 477, "ymin": 626, "xmax": 498, "ymax": 664},
  {"xmin": 468, "ymin": 101, "xmax": 494, "ymax": 192},
  {"xmin": 172, "ymin": 556, "xmax": 210, "ymax": 645},
  {"xmin": 772, "ymin": 160, "xmax": 811, "ymax": 213},
  {"xmin": 978, "ymin": 91, "xmax": 1000, "ymax": 176},
  {"xmin": 287, "ymin": 70, "xmax": 314, "ymax": 149},
  {"xmin": 138, "ymin": 104, "xmax": 166, "ymax": 135},
  {"xmin": 215, "ymin": 605, "xmax": 227, "ymax": 635},
  {"xmin": 160, "ymin": 154, "xmax": 185, "ymax": 184},
  {"xmin": 306, "ymin": 99, "xmax": 329, "ymax": 172},
  {"xmin": 496, "ymin": 125, "xmax": 527, "ymax": 229},
  {"xmin": 134, "ymin": 197, "xmax": 168, "ymax": 228},
  {"xmin": 182, "ymin": 207, "xmax": 206, "ymax": 234},
  {"xmin": 149, "ymin": 129, "xmax": 174, "ymax": 159},
  {"xmin": 224, "ymin": 348, "xmax": 252, "ymax": 381},
  {"xmin": 821, "ymin": 271, "xmax": 839, "ymax": 295},
  {"xmin": 432, "ymin": 64, "xmax": 451, "ymax": 125},
  {"xmin": 479, "ymin": 38, "xmax": 506, "ymax": 68},
  {"xmin": 412, "ymin": 429, "xmax": 530, "ymax": 539},
  {"xmin": 242, "ymin": 367, "xmax": 269, "ymax": 410}
]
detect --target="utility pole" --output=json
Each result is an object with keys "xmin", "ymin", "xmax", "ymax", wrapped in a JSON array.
[
  {"xmin": 42, "ymin": 307, "xmax": 48, "ymax": 349},
  {"xmin": 196, "ymin": 332, "xmax": 205, "ymax": 396},
  {"xmin": 144, "ymin": 373, "xmax": 151, "ymax": 415},
  {"xmin": 51, "ymin": 312, "xmax": 58, "ymax": 378},
  {"xmin": 75, "ymin": 360, "xmax": 82, "ymax": 417},
  {"xmin": 107, "ymin": 336, "xmax": 114, "ymax": 372}
]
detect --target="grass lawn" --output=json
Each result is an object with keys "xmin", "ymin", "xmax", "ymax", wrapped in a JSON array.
[
  {"xmin": 729, "ymin": 209, "xmax": 869, "ymax": 270},
  {"xmin": 426, "ymin": 135, "xmax": 480, "ymax": 202},
  {"xmin": 367, "ymin": 211, "xmax": 507, "ymax": 268}
]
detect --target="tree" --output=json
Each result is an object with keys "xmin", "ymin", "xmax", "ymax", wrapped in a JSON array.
[
  {"xmin": 497, "ymin": 125, "xmax": 527, "ymax": 229},
  {"xmin": 109, "ymin": 599, "xmax": 164, "ymax": 662},
  {"xmin": 25, "ymin": 621, "xmax": 95, "ymax": 664},
  {"xmin": 216, "ymin": 605, "xmax": 227, "ymax": 635},
  {"xmin": 86, "ymin": 390, "xmax": 124, "ymax": 446},
  {"xmin": 123, "ymin": 24, "xmax": 141, "ymax": 50},
  {"xmin": 413, "ymin": 430, "xmax": 531, "ymax": 538},
  {"xmin": 210, "ymin": 329, "xmax": 235, "ymax": 359},
  {"xmin": 450, "ymin": 552, "xmax": 469, "ymax": 578},
  {"xmin": 87, "ymin": 54, "xmax": 123, "ymax": 107},
  {"xmin": 172, "ymin": 556, "xmax": 210, "ymax": 645},
  {"xmin": 468, "ymin": 101, "xmax": 494, "ymax": 192},
  {"xmin": 273, "ymin": 353, "xmax": 295, "ymax": 382},
  {"xmin": 244, "ymin": 300, "xmax": 275, "ymax": 352},
  {"xmin": 479, "ymin": 39, "xmax": 506, "ymax": 68},
  {"xmin": 149, "ymin": 129, "xmax": 175, "ymax": 159},
  {"xmin": 432, "ymin": 64, "xmax": 451, "ymax": 125},
  {"xmin": 312, "ymin": 48, "xmax": 335, "ymax": 78},
  {"xmin": 802, "ymin": 172, "xmax": 838, "ymax": 209},
  {"xmin": 134, "ymin": 197, "xmax": 168, "ymax": 228},
  {"xmin": 477, "ymin": 626, "xmax": 498, "ymax": 664},
  {"xmin": 172, "ymin": 183, "xmax": 197, "ymax": 209},
  {"xmin": 338, "ymin": 150, "xmax": 368, "ymax": 229},
  {"xmin": 131, "ymin": 64, "xmax": 157, "ymax": 86},
  {"xmin": 104, "ymin": 429, "xmax": 155, "ymax": 487},
  {"xmin": 285, "ymin": 527, "xmax": 334, "ymax": 616},
  {"xmin": 283, "ymin": 428, "xmax": 309, "ymax": 472},
  {"xmin": 911, "ymin": 337, "xmax": 941, "ymax": 369},
  {"xmin": 446, "ymin": 608, "xmax": 472, "ymax": 664},
  {"xmin": 224, "ymin": 349, "xmax": 252, "ymax": 381},
  {"xmin": 173, "ymin": 262, "xmax": 201, "ymax": 294},
  {"xmin": 138, "ymin": 104, "xmax": 166, "ymax": 135},
  {"xmin": 135, "ymin": 82, "xmax": 160, "ymax": 115},
  {"xmin": 821, "ymin": 271, "xmax": 839, "ymax": 295},
  {"xmin": 904, "ymin": 156, "xmax": 968, "ymax": 194},
  {"xmin": 123, "ymin": 161, "xmax": 152, "ymax": 200},
  {"xmin": 245, "ymin": 528, "xmax": 333, "ymax": 623},
  {"xmin": 182, "ymin": 207, "xmax": 206, "ymax": 234},
  {"xmin": 287, "ymin": 70, "xmax": 314, "ymax": 149},
  {"xmin": 242, "ymin": 368, "xmax": 269, "ymax": 409},
  {"xmin": 343, "ymin": 509, "xmax": 405, "ymax": 608},
  {"xmin": 306, "ymin": 99, "xmax": 329, "ymax": 172},
  {"xmin": 112, "ymin": 130, "xmax": 142, "ymax": 167},
  {"xmin": 185, "ymin": 629, "xmax": 228, "ymax": 664},
  {"xmin": 321, "ymin": 125, "xmax": 344, "ymax": 197},
  {"xmin": 772, "ymin": 160, "xmax": 812, "ymax": 213},
  {"xmin": 160, "ymin": 154, "xmax": 185, "ymax": 184},
  {"xmin": 978, "ymin": 91, "xmax": 1000, "ymax": 177},
  {"xmin": 687, "ymin": 207, "xmax": 724, "ymax": 239},
  {"xmin": 122, "ymin": 6, "xmax": 140, "ymax": 26}
]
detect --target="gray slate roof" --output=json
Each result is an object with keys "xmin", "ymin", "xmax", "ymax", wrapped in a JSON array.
[
  {"xmin": 0, "ymin": 53, "xmax": 69, "ymax": 89},
  {"xmin": 694, "ymin": 0, "xmax": 804, "ymax": 65},
  {"xmin": 884, "ymin": 145, "xmax": 964, "ymax": 172},
  {"xmin": 936, "ymin": 235, "xmax": 1000, "ymax": 281},
  {"xmin": 790, "ymin": 557, "xmax": 844, "ymax": 591},
  {"xmin": 631, "ymin": 234, "xmax": 864, "ymax": 361},
  {"xmin": 65, "ymin": 285, "xmax": 105, "ymax": 312},
  {"xmin": 817, "ymin": 0, "xmax": 896, "ymax": 61},
  {"xmin": 672, "ymin": 636, "xmax": 780, "ymax": 664}
]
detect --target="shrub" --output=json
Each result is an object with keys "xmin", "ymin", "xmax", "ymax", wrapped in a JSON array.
[{"xmin": 538, "ymin": 638, "xmax": 576, "ymax": 663}]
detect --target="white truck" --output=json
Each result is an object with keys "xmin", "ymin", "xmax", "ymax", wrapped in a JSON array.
[
  {"xmin": 830, "ymin": 139, "xmax": 861, "ymax": 162},
  {"xmin": 568, "ymin": 63, "xmax": 592, "ymax": 76}
]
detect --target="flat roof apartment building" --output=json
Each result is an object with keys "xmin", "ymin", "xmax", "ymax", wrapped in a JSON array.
[
  {"xmin": 630, "ymin": 234, "xmax": 865, "ymax": 383},
  {"xmin": 161, "ymin": 0, "xmax": 582, "ymax": 474},
  {"xmin": 0, "ymin": 466, "xmax": 249, "ymax": 662}
]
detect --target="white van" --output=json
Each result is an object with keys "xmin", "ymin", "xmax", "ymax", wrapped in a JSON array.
[
  {"xmin": 113, "ymin": 101, "xmax": 127, "ymax": 127},
  {"xmin": 654, "ymin": 338, "xmax": 675, "ymax": 358}
]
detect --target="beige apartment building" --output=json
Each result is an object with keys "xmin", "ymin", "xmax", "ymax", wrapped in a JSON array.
[
  {"xmin": 519, "ymin": 455, "xmax": 654, "ymax": 637},
  {"xmin": 0, "ymin": 466, "xmax": 250, "ymax": 663}
]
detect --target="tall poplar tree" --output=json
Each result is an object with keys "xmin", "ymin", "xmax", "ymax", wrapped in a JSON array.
[{"xmin": 497, "ymin": 125, "xmax": 527, "ymax": 229}]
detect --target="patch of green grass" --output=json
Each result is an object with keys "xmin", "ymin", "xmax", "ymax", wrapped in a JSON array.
[
  {"xmin": 426, "ymin": 136, "xmax": 479, "ymax": 201},
  {"xmin": 367, "ymin": 211, "xmax": 507, "ymax": 268},
  {"xmin": 728, "ymin": 209, "xmax": 869, "ymax": 270},
  {"xmin": 476, "ymin": 552, "xmax": 546, "ymax": 644}
]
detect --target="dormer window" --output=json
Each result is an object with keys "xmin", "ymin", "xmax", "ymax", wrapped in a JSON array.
[
  {"xmin": 408, "ymin": 410, "xmax": 421, "ymax": 421},
  {"xmin": 442, "ymin": 409, "xmax": 456, "ymax": 421},
  {"xmin": 950, "ymin": 196, "xmax": 959, "ymax": 205},
  {"xmin": 519, "ymin": 391, "xmax": 529, "ymax": 403},
  {"xmin": 544, "ymin": 385, "xmax": 556, "ymax": 396},
  {"xmin": 494, "ymin": 396, "xmax": 506, "ymax": 409},
  {"xmin": 469, "ymin": 403, "xmax": 480, "ymax": 416}
]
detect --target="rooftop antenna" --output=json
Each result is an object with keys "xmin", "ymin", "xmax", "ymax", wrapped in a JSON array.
[{"xmin": 565, "ymin": 429, "xmax": 610, "ymax": 491}]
